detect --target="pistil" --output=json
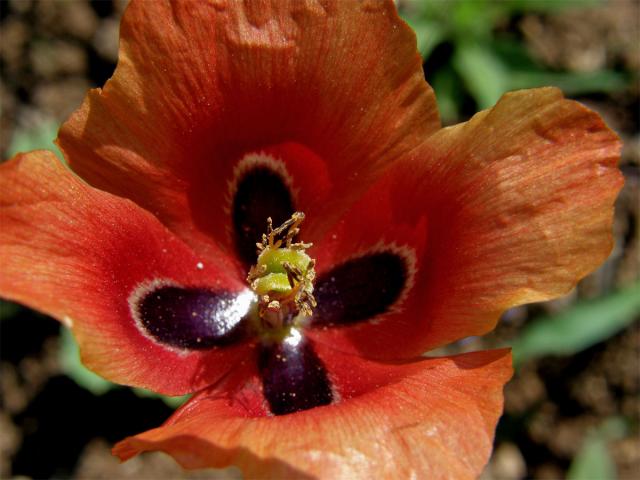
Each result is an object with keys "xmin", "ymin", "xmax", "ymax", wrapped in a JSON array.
[{"xmin": 247, "ymin": 212, "xmax": 317, "ymax": 336}]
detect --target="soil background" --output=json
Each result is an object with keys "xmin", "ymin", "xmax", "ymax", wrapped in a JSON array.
[{"xmin": 0, "ymin": 0, "xmax": 638, "ymax": 479}]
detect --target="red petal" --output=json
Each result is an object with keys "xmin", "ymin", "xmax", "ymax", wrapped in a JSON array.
[
  {"xmin": 114, "ymin": 349, "xmax": 512, "ymax": 479},
  {"xmin": 310, "ymin": 88, "xmax": 622, "ymax": 359},
  {"xmin": 0, "ymin": 152, "xmax": 251, "ymax": 394},
  {"xmin": 57, "ymin": 0, "xmax": 439, "ymax": 261}
]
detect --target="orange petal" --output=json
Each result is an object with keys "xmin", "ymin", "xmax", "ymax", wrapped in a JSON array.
[
  {"xmin": 0, "ymin": 151, "xmax": 251, "ymax": 394},
  {"xmin": 57, "ymin": 0, "xmax": 439, "ymax": 263},
  {"xmin": 309, "ymin": 87, "xmax": 622, "ymax": 359},
  {"xmin": 114, "ymin": 349, "xmax": 512, "ymax": 479}
]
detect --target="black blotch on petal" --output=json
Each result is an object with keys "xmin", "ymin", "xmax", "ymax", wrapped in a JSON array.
[
  {"xmin": 259, "ymin": 333, "xmax": 333, "ymax": 415},
  {"xmin": 313, "ymin": 252, "xmax": 407, "ymax": 326},
  {"xmin": 232, "ymin": 166, "xmax": 295, "ymax": 266},
  {"xmin": 138, "ymin": 286, "xmax": 253, "ymax": 350}
]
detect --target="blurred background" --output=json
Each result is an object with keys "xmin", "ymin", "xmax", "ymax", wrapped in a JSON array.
[{"xmin": 0, "ymin": 0, "xmax": 638, "ymax": 478}]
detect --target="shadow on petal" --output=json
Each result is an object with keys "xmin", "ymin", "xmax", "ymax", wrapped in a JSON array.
[
  {"xmin": 113, "ymin": 349, "xmax": 513, "ymax": 479},
  {"xmin": 114, "ymin": 435, "xmax": 315, "ymax": 480}
]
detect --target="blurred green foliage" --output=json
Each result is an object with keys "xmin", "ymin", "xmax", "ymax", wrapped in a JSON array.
[
  {"xmin": 6, "ymin": 119, "xmax": 64, "ymax": 161},
  {"xmin": 59, "ymin": 327, "xmax": 113, "ymax": 395},
  {"xmin": 59, "ymin": 327, "xmax": 188, "ymax": 408},
  {"xmin": 567, "ymin": 417, "xmax": 628, "ymax": 480},
  {"xmin": 512, "ymin": 282, "xmax": 640, "ymax": 367},
  {"xmin": 401, "ymin": 0, "xmax": 629, "ymax": 122},
  {"xmin": 0, "ymin": 299, "xmax": 21, "ymax": 321}
]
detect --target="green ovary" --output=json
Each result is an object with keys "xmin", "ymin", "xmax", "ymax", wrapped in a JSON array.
[
  {"xmin": 247, "ymin": 212, "xmax": 317, "ymax": 327},
  {"xmin": 253, "ymin": 272, "xmax": 293, "ymax": 296},
  {"xmin": 257, "ymin": 247, "xmax": 312, "ymax": 275}
]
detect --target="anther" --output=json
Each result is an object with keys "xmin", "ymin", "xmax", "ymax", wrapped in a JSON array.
[{"xmin": 247, "ymin": 212, "xmax": 317, "ymax": 335}]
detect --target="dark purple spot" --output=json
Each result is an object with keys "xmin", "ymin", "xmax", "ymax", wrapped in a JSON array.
[
  {"xmin": 312, "ymin": 252, "xmax": 407, "ymax": 326},
  {"xmin": 137, "ymin": 286, "xmax": 254, "ymax": 349},
  {"xmin": 232, "ymin": 166, "xmax": 295, "ymax": 266},
  {"xmin": 259, "ymin": 332, "xmax": 333, "ymax": 415}
]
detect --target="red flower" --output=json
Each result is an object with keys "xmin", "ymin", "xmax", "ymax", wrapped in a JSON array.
[{"xmin": 0, "ymin": 1, "xmax": 622, "ymax": 478}]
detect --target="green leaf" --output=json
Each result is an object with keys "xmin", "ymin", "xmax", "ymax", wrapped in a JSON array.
[
  {"xmin": 567, "ymin": 417, "xmax": 627, "ymax": 480},
  {"xmin": 7, "ymin": 120, "xmax": 64, "ymax": 161},
  {"xmin": 133, "ymin": 387, "xmax": 189, "ymax": 409},
  {"xmin": 0, "ymin": 300, "xmax": 21, "ymax": 321},
  {"xmin": 453, "ymin": 42, "xmax": 509, "ymax": 109},
  {"xmin": 450, "ymin": 0, "xmax": 502, "ymax": 38},
  {"xmin": 431, "ymin": 66, "xmax": 463, "ymax": 124},
  {"xmin": 508, "ymin": 70, "xmax": 629, "ymax": 96},
  {"xmin": 59, "ymin": 328, "xmax": 189, "ymax": 408},
  {"xmin": 59, "ymin": 327, "xmax": 115, "ymax": 395},
  {"xmin": 512, "ymin": 282, "xmax": 640, "ymax": 366},
  {"xmin": 492, "ymin": 38, "xmax": 541, "ymax": 70},
  {"xmin": 502, "ymin": 0, "xmax": 603, "ymax": 13},
  {"xmin": 405, "ymin": 18, "xmax": 447, "ymax": 58},
  {"xmin": 568, "ymin": 435, "xmax": 617, "ymax": 480}
]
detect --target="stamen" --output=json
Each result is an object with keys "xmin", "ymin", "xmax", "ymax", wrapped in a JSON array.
[{"xmin": 247, "ymin": 212, "xmax": 317, "ymax": 335}]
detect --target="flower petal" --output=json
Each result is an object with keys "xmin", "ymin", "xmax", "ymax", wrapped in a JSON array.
[
  {"xmin": 258, "ymin": 332, "xmax": 333, "ymax": 415},
  {"xmin": 0, "ymin": 151, "xmax": 253, "ymax": 394},
  {"xmin": 312, "ymin": 251, "xmax": 410, "ymax": 327},
  {"xmin": 114, "ymin": 349, "xmax": 512, "ymax": 479},
  {"xmin": 309, "ymin": 87, "xmax": 622, "ymax": 359},
  {"xmin": 57, "ymin": 0, "xmax": 439, "ymax": 263}
]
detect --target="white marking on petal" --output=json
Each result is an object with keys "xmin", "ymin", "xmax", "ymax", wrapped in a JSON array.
[
  {"xmin": 328, "ymin": 241, "xmax": 418, "ymax": 326},
  {"xmin": 224, "ymin": 151, "xmax": 298, "ymax": 246},
  {"xmin": 369, "ymin": 241, "xmax": 418, "ymax": 319},
  {"xmin": 128, "ymin": 278, "xmax": 189, "ymax": 356},
  {"xmin": 129, "ymin": 279, "xmax": 256, "ymax": 354}
]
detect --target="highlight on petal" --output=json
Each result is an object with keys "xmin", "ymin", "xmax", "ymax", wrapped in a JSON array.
[
  {"xmin": 114, "ymin": 349, "xmax": 513, "ymax": 480},
  {"xmin": 309, "ymin": 87, "xmax": 622, "ymax": 359},
  {"xmin": 136, "ymin": 285, "xmax": 253, "ymax": 349},
  {"xmin": 258, "ymin": 332, "xmax": 333, "ymax": 416},
  {"xmin": 0, "ymin": 151, "xmax": 252, "ymax": 395},
  {"xmin": 57, "ymin": 0, "xmax": 439, "ymax": 263}
]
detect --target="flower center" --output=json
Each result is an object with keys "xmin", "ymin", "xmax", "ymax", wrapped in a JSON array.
[{"xmin": 247, "ymin": 212, "xmax": 316, "ymax": 340}]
